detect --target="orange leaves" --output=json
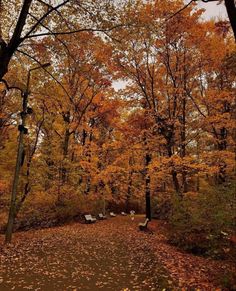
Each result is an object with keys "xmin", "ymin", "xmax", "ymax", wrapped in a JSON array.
[
  {"xmin": 0, "ymin": 179, "xmax": 9, "ymax": 195},
  {"xmin": 1, "ymin": 216, "xmax": 234, "ymax": 290},
  {"xmin": 201, "ymin": 150, "xmax": 235, "ymax": 172},
  {"xmin": 150, "ymin": 155, "xmax": 209, "ymax": 177}
]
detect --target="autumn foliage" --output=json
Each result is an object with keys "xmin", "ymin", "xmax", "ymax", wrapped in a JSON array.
[{"xmin": 0, "ymin": 0, "xmax": 235, "ymax": 275}]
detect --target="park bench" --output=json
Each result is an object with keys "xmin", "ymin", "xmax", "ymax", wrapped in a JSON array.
[
  {"xmin": 110, "ymin": 212, "xmax": 116, "ymax": 217},
  {"xmin": 84, "ymin": 214, "xmax": 96, "ymax": 223},
  {"xmin": 98, "ymin": 213, "xmax": 107, "ymax": 220},
  {"xmin": 121, "ymin": 212, "xmax": 127, "ymax": 216},
  {"xmin": 139, "ymin": 218, "xmax": 149, "ymax": 231}
]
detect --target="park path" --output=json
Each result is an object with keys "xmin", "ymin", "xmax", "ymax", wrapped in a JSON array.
[
  {"xmin": 0, "ymin": 216, "xmax": 171, "ymax": 291},
  {"xmin": 0, "ymin": 216, "xmax": 235, "ymax": 290}
]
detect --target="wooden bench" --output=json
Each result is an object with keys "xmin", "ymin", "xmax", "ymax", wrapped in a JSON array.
[
  {"xmin": 139, "ymin": 218, "xmax": 149, "ymax": 231},
  {"xmin": 84, "ymin": 214, "xmax": 96, "ymax": 223},
  {"xmin": 110, "ymin": 212, "xmax": 116, "ymax": 217},
  {"xmin": 98, "ymin": 213, "xmax": 107, "ymax": 220},
  {"xmin": 121, "ymin": 212, "xmax": 127, "ymax": 216}
]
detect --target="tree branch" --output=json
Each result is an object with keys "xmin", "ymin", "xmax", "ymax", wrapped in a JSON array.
[
  {"xmin": 22, "ymin": 24, "xmax": 125, "ymax": 40},
  {"xmin": 16, "ymin": 49, "xmax": 71, "ymax": 99},
  {"xmin": 22, "ymin": 0, "xmax": 70, "ymax": 41},
  {"xmin": 27, "ymin": 12, "xmax": 76, "ymax": 62},
  {"xmin": 166, "ymin": 0, "xmax": 196, "ymax": 21},
  {"xmin": 8, "ymin": 0, "xmax": 33, "ymax": 50}
]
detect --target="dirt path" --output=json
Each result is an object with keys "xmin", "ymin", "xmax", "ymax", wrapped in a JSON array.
[{"xmin": 0, "ymin": 216, "xmax": 235, "ymax": 290}]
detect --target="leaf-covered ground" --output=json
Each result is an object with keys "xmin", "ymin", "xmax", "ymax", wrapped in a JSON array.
[{"xmin": 0, "ymin": 216, "xmax": 235, "ymax": 290}]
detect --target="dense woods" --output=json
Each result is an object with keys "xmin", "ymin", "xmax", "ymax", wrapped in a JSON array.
[{"xmin": 0, "ymin": 0, "xmax": 235, "ymax": 289}]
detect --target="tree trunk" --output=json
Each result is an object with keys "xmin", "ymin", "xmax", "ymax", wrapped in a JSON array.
[
  {"xmin": 224, "ymin": 0, "xmax": 236, "ymax": 41},
  {"xmin": 0, "ymin": 49, "xmax": 11, "ymax": 81},
  {"xmin": 196, "ymin": 135, "xmax": 200, "ymax": 192},
  {"xmin": 61, "ymin": 128, "xmax": 70, "ymax": 184},
  {"xmin": 172, "ymin": 169, "xmax": 181, "ymax": 197},
  {"xmin": 126, "ymin": 157, "xmax": 133, "ymax": 212},
  {"xmin": 145, "ymin": 152, "xmax": 152, "ymax": 221},
  {"xmin": 167, "ymin": 144, "xmax": 182, "ymax": 197},
  {"xmin": 0, "ymin": 0, "xmax": 33, "ymax": 80},
  {"xmin": 126, "ymin": 174, "xmax": 132, "ymax": 212},
  {"xmin": 180, "ymin": 95, "xmax": 187, "ymax": 193}
]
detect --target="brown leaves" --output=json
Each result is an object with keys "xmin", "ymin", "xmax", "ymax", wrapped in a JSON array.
[
  {"xmin": 0, "ymin": 217, "xmax": 170, "ymax": 290},
  {"xmin": 1, "ymin": 216, "xmax": 234, "ymax": 290}
]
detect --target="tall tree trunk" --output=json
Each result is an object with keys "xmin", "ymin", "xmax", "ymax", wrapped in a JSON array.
[
  {"xmin": 144, "ymin": 134, "xmax": 152, "ymax": 220},
  {"xmin": 224, "ymin": 0, "xmax": 236, "ymax": 41},
  {"xmin": 126, "ymin": 157, "xmax": 133, "ymax": 212},
  {"xmin": 60, "ymin": 111, "xmax": 71, "ymax": 187},
  {"xmin": 196, "ymin": 135, "xmax": 200, "ymax": 192},
  {"xmin": 145, "ymin": 152, "xmax": 152, "ymax": 220},
  {"xmin": 84, "ymin": 129, "xmax": 93, "ymax": 195},
  {"xmin": 180, "ymin": 95, "xmax": 187, "ymax": 193},
  {"xmin": 61, "ymin": 128, "xmax": 70, "ymax": 184},
  {"xmin": 218, "ymin": 127, "xmax": 227, "ymax": 183}
]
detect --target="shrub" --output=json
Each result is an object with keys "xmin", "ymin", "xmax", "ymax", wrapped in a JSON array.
[{"xmin": 168, "ymin": 182, "xmax": 236, "ymax": 259}]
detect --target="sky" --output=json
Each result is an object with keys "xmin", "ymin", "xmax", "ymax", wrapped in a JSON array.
[{"xmin": 196, "ymin": 1, "xmax": 227, "ymax": 20}]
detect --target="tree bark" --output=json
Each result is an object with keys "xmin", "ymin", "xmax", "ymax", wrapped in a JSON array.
[
  {"xmin": 167, "ymin": 144, "xmax": 182, "ymax": 197},
  {"xmin": 145, "ymin": 153, "xmax": 152, "ymax": 221},
  {"xmin": 172, "ymin": 170, "xmax": 181, "ymax": 196},
  {"xmin": 224, "ymin": 0, "xmax": 236, "ymax": 41},
  {"xmin": 126, "ymin": 157, "xmax": 134, "ymax": 212},
  {"xmin": 0, "ymin": 0, "xmax": 32, "ymax": 80},
  {"xmin": 180, "ymin": 95, "xmax": 187, "ymax": 193},
  {"xmin": 61, "ymin": 128, "xmax": 70, "ymax": 184}
]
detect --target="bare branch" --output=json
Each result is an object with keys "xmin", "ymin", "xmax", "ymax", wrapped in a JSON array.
[
  {"xmin": 166, "ymin": 0, "xmax": 196, "ymax": 21},
  {"xmin": 27, "ymin": 12, "xmax": 76, "ymax": 62},
  {"xmin": 16, "ymin": 49, "xmax": 71, "ymax": 99},
  {"xmin": 22, "ymin": 0, "xmax": 70, "ymax": 41},
  {"xmin": 0, "ymin": 79, "xmax": 24, "ymax": 94},
  {"xmin": 22, "ymin": 24, "xmax": 126, "ymax": 40}
]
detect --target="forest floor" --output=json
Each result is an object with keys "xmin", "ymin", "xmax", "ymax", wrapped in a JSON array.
[{"xmin": 0, "ymin": 216, "xmax": 235, "ymax": 291}]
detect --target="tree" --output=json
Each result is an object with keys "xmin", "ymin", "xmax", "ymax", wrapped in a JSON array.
[
  {"xmin": 110, "ymin": 0, "xmax": 235, "ymax": 215},
  {"xmin": 1, "ymin": 0, "xmax": 125, "ymax": 242},
  {"xmin": 0, "ymin": 0, "xmax": 125, "ymax": 83}
]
